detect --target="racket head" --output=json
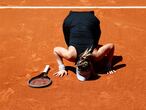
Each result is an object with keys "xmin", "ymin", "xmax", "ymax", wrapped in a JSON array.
[{"xmin": 28, "ymin": 72, "xmax": 52, "ymax": 88}]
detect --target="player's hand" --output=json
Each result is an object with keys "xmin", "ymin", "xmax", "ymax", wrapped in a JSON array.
[
  {"xmin": 105, "ymin": 63, "xmax": 116, "ymax": 74},
  {"xmin": 107, "ymin": 69, "xmax": 116, "ymax": 74},
  {"xmin": 53, "ymin": 70, "xmax": 68, "ymax": 77}
]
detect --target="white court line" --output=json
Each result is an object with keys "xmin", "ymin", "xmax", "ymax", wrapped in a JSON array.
[{"xmin": 0, "ymin": 6, "xmax": 146, "ymax": 9}]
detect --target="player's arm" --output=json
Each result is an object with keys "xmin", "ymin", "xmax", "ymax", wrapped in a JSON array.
[{"xmin": 53, "ymin": 47, "xmax": 68, "ymax": 77}]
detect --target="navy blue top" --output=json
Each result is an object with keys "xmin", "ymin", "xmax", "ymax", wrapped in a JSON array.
[{"xmin": 63, "ymin": 11, "xmax": 101, "ymax": 59}]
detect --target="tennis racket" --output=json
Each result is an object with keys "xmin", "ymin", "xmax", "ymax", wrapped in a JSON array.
[{"xmin": 28, "ymin": 65, "xmax": 52, "ymax": 88}]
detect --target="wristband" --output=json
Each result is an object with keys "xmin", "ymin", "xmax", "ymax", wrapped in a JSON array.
[{"xmin": 59, "ymin": 64, "xmax": 65, "ymax": 71}]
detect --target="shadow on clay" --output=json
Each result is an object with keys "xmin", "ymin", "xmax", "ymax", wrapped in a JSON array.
[{"xmin": 65, "ymin": 55, "xmax": 126, "ymax": 81}]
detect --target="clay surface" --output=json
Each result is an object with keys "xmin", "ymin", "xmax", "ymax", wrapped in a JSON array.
[
  {"xmin": 0, "ymin": 7, "xmax": 146, "ymax": 110},
  {"xmin": 0, "ymin": 0, "xmax": 146, "ymax": 6}
]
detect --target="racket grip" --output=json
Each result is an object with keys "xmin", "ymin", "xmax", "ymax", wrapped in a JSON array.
[{"xmin": 43, "ymin": 65, "xmax": 50, "ymax": 73}]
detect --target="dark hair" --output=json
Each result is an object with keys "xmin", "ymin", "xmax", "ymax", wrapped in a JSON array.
[
  {"xmin": 77, "ymin": 60, "xmax": 90, "ymax": 71},
  {"xmin": 76, "ymin": 47, "xmax": 92, "ymax": 72}
]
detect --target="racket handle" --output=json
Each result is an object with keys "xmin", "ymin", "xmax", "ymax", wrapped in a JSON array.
[{"xmin": 43, "ymin": 65, "xmax": 50, "ymax": 73}]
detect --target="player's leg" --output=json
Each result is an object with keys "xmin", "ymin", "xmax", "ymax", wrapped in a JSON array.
[{"xmin": 92, "ymin": 43, "xmax": 115, "ymax": 74}]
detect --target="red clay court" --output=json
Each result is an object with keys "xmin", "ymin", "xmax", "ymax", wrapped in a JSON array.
[{"xmin": 0, "ymin": 1, "xmax": 146, "ymax": 110}]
